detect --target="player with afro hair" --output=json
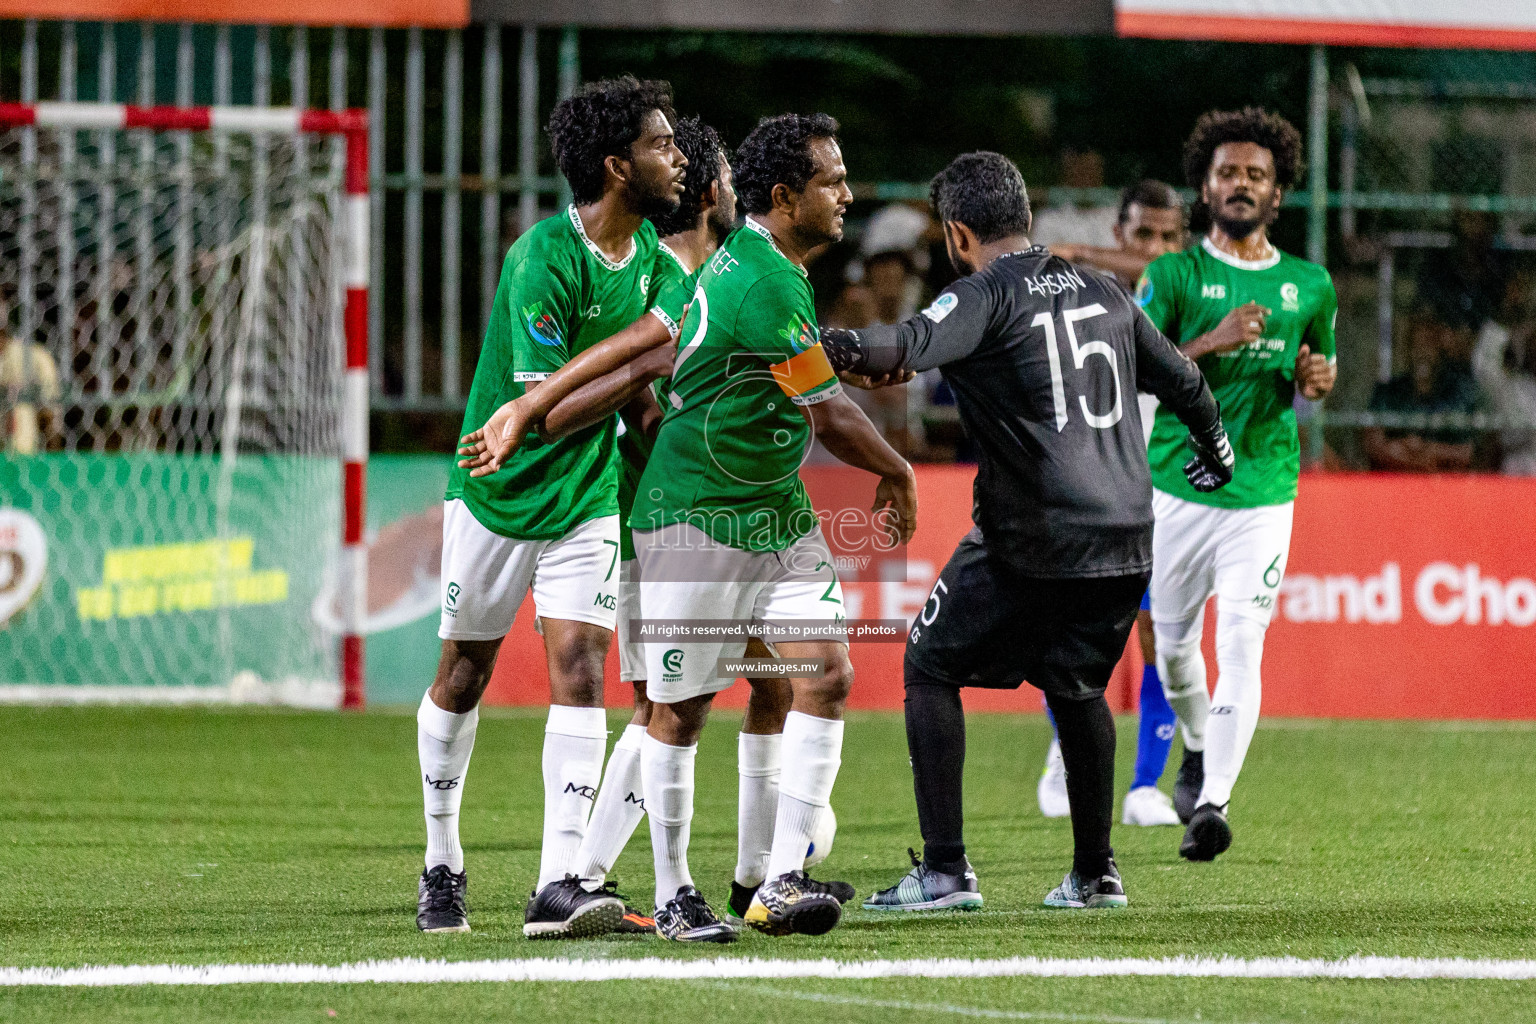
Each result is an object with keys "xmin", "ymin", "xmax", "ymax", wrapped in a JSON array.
[
  {"xmin": 733, "ymin": 112, "xmax": 841, "ymax": 216},
  {"xmin": 546, "ymin": 75, "xmax": 681, "ymax": 213}
]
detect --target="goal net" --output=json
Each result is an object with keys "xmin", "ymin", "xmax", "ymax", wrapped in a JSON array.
[{"xmin": 0, "ymin": 105, "xmax": 369, "ymax": 707}]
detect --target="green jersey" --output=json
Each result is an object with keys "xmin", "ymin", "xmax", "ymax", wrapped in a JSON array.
[
  {"xmin": 447, "ymin": 206, "xmax": 658, "ymax": 538},
  {"xmin": 616, "ymin": 241, "xmax": 697, "ymax": 560},
  {"xmin": 1136, "ymin": 238, "xmax": 1337, "ymax": 508},
  {"xmin": 631, "ymin": 218, "xmax": 842, "ymax": 553}
]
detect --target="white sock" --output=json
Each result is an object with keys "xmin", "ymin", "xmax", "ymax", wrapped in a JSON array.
[
  {"xmin": 537, "ymin": 705, "xmax": 608, "ymax": 890},
  {"xmin": 735, "ymin": 731, "xmax": 782, "ymax": 888},
  {"xmin": 1199, "ymin": 613, "xmax": 1268, "ymax": 808},
  {"xmin": 417, "ymin": 693, "xmax": 478, "ymax": 873},
  {"xmin": 765, "ymin": 712, "xmax": 843, "ymax": 880},
  {"xmin": 1156, "ymin": 622, "xmax": 1209, "ymax": 753},
  {"xmin": 572, "ymin": 723, "xmax": 648, "ymax": 885},
  {"xmin": 641, "ymin": 733, "xmax": 696, "ymax": 910}
]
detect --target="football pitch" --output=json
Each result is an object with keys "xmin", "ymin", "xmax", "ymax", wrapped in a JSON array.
[{"xmin": 3, "ymin": 706, "xmax": 1534, "ymax": 1023}]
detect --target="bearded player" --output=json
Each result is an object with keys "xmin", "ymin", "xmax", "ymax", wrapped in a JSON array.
[
  {"xmin": 414, "ymin": 76, "xmax": 686, "ymax": 937},
  {"xmin": 1136, "ymin": 108, "xmax": 1337, "ymax": 861},
  {"xmin": 462, "ymin": 116, "xmax": 802, "ymax": 935}
]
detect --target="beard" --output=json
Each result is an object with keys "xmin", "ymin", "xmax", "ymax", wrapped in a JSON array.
[
  {"xmin": 1211, "ymin": 195, "xmax": 1275, "ymax": 240},
  {"xmin": 634, "ymin": 171, "xmax": 682, "ymax": 219},
  {"xmin": 705, "ymin": 203, "xmax": 735, "ymax": 242}
]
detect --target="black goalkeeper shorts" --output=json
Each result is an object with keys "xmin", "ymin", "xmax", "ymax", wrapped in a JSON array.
[{"xmin": 904, "ymin": 528, "xmax": 1150, "ymax": 702}]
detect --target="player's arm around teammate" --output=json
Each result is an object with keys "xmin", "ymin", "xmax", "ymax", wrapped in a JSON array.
[{"xmin": 416, "ymin": 77, "xmax": 687, "ymax": 940}]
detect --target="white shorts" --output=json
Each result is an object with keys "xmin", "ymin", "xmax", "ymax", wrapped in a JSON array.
[
  {"xmin": 617, "ymin": 559, "xmax": 644, "ymax": 683},
  {"xmin": 1149, "ymin": 489, "xmax": 1294, "ymax": 636},
  {"xmin": 437, "ymin": 499, "xmax": 620, "ymax": 641},
  {"xmin": 634, "ymin": 522, "xmax": 848, "ymax": 704}
]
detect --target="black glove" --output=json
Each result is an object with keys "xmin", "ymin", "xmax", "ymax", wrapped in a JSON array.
[
  {"xmin": 818, "ymin": 327, "xmax": 863, "ymax": 373},
  {"xmin": 1183, "ymin": 421, "xmax": 1235, "ymax": 493}
]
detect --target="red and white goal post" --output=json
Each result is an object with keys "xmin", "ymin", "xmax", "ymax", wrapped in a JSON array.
[{"xmin": 0, "ymin": 102, "xmax": 370, "ymax": 709}]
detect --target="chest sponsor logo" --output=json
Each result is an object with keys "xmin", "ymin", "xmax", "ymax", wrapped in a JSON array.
[
  {"xmin": 522, "ymin": 301, "xmax": 564, "ymax": 346},
  {"xmin": 639, "ymin": 274, "xmax": 650, "ymax": 296},
  {"xmin": 1202, "ymin": 283, "xmax": 1227, "ymax": 300},
  {"xmin": 921, "ymin": 292, "xmax": 958, "ymax": 323},
  {"xmin": 1280, "ymin": 282, "xmax": 1301, "ymax": 312},
  {"xmin": 779, "ymin": 315, "xmax": 817, "ymax": 352}
]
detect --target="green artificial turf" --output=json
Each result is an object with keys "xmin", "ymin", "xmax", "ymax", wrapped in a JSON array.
[{"xmin": 3, "ymin": 707, "xmax": 1534, "ymax": 1022}]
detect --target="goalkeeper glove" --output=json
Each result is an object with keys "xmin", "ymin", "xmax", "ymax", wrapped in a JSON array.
[{"xmin": 1183, "ymin": 422, "xmax": 1235, "ymax": 493}]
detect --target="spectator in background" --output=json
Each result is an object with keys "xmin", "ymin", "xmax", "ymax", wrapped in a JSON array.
[
  {"xmin": 1471, "ymin": 269, "xmax": 1536, "ymax": 475},
  {"xmin": 1362, "ymin": 305, "xmax": 1485, "ymax": 472},
  {"xmin": 827, "ymin": 203, "xmax": 955, "ymax": 459},
  {"xmin": 0, "ymin": 298, "xmax": 60, "ymax": 455},
  {"xmin": 1416, "ymin": 211, "xmax": 1510, "ymax": 338},
  {"xmin": 1051, "ymin": 179, "xmax": 1189, "ymax": 287}
]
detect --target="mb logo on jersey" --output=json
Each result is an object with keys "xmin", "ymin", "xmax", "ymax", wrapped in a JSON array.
[
  {"xmin": 522, "ymin": 301, "xmax": 564, "ymax": 346},
  {"xmin": 778, "ymin": 315, "xmax": 817, "ymax": 352},
  {"xmin": 1202, "ymin": 283, "xmax": 1227, "ymax": 300},
  {"xmin": 1280, "ymin": 282, "xmax": 1301, "ymax": 312},
  {"xmin": 662, "ymin": 648, "xmax": 685, "ymax": 683}
]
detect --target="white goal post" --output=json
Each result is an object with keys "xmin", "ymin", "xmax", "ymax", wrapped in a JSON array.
[{"xmin": 0, "ymin": 101, "xmax": 370, "ymax": 708}]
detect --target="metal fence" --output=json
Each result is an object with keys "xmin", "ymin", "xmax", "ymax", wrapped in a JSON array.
[{"xmin": 4, "ymin": 23, "xmax": 1536, "ymax": 460}]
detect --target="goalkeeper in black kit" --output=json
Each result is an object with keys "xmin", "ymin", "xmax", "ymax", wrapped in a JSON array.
[{"xmin": 821, "ymin": 152, "xmax": 1233, "ymax": 911}]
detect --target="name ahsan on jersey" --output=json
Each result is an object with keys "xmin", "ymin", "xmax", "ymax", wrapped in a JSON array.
[{"xmin": 1024, "ymin": 265, "xmax": 1086, "ymax": 297}]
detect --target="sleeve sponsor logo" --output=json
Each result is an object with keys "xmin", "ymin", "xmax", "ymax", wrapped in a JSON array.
[
  {"xmin": 522, "ymin": 301, "xmax": 564, "ymax": 346},
  {"xmin": 921, "ymin": 292, "xmax": 958, "ymax": 323},
  {"xmin": 1134, "ymin": 275, "xmax": 1153, "ymax": 307},
  {"xmin": 778, "ymin": 315, "xmax": 818, "ymax": 352}
]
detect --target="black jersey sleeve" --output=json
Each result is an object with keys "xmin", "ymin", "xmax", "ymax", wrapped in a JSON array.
[
  {"xmin": 821, "ymin": 276, "xmax": 994, "ymax": 377},
  {"xmin": 1131, "ymin": 303, "xmax": 1221, "ymax": 436}
]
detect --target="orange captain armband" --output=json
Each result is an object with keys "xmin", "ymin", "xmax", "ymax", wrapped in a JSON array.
[{"xmin": 769, "ymin": 343, "xmax": 842, "ymax": 406}]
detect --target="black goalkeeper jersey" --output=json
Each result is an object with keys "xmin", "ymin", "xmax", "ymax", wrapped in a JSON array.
[{"xmin": 825, "ymin": 247, "xmax": 1220, "ymax": 579}]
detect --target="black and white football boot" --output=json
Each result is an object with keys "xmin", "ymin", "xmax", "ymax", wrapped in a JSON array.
[
  {"xmin": 653, "ymin": 886, "xmax": 737, "ymax": 943},
  {"xmin": 1173, "ymin": 747, "xmax": 1205, "ymax": 825},
  {"xmin": 416, "ymin": 864, "xmax": 470, "ymax": 933},
  {"xmin": 1042, "ymin": 858, "xmax": 1128, "ymax": 909},
  {"xmin": 1179, "ymin": 802, "xmax": 1233, "ymax": 862},
  {"xmin": 522, "ymin": 874, "xmax": 624, "ymax": 939},
  {"xmin": 863, "ymin": 848, "xmax": 982, "ymax": 912},
  {"xmin": 744, "ymin": 871, "xmax": 848, "ymax": 936}
]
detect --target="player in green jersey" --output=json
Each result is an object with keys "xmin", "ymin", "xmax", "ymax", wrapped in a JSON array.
[
  {"xmin": 414, "ymin": 76, "xmax": 687, "ymax": 940},
  {"xmin": 1134, "ymin": 108, "xmax": 1338, "ymax": 862},
  {"xmin": 632, "ymin": 113, "xmax": 915, "ymax": 941}
]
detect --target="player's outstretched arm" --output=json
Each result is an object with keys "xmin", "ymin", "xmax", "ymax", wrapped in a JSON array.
[
  {"xmin": 803, "ymin": 392, "xmax": 917, "ymax": 545},
  {"xmin": 457, "ymin": 311, "xmax": 676, "ymax": 474},
  {"xmin": 821, "ymin": 277, "xmax": 993, "ymax": 378},
  {"xmin": 542, "ymin": 345, "xmax": 674, "ymax": 441},
  {"xmin": 1132, "ymin": 304, "xmax": 1233, "ymax": 492}
]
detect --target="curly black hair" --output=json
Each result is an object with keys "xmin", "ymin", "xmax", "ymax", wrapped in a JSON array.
[
  {"xmin": 546, "ymin": 75, "xmax": 676, "ymax": 205},
  {"xmin": 1182, "ymin": 107, "xmax": 1304, "ymax": 191},
  {"xmin": 929, "ymin": 151, "xmax": 1032, "ymax": 243},
  {"xmin": 733, "ymin": 113, "xmax": 839, "ymax": 216},
  {"xmin": 649, "ymin": 116, "xmax": 724, "ymax": 237}
]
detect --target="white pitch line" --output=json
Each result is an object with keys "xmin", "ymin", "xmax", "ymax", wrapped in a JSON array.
[
  {"xmin": 3, "ymin": 956, "xmax": 1536, "ymax": 987},
  {"xmin": 711, "ymin": 982, "xmax": 1228, "ymax": 1024}
]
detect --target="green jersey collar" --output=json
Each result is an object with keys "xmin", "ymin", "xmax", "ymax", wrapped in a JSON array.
[
  {"xmin": 1201, "ymin": 235, "xmax": 1280, "ymax": 272},
  {"xmin": 568, "ymin": 204, "xmax": 637, "ymax": 272},
  {"xmin": 656, "ymin": 240, "xmax": 693, "ymax": 275},
  {"xmin": 744, "ymin": 216, "xmax": 808, "ymax": 277}
]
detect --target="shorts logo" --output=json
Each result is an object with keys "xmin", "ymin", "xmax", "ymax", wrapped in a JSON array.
[
  {"xmin": 921, "ymin": 292, "xmax": 958, "ymax": 323},
  {"xmin": 522, "ymin": 301, "xmax": 564, "ymax": 347},
  {"xmin": 1280, "ymin": 282, "xmax": 1300, "ymax": 312},
  {"xmin": 444, "ymin": 582, "xmax": 461, "ymax": 616},
  {"xmin": 662, "ymin": 648, "xmax": 685, "ymax": 684},
  {"xmin": 593, "ymin": 593, "xmax": 616, "ymax": 611}
]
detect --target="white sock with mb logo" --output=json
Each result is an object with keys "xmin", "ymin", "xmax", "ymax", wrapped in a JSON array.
[{"xmin": 418, "ymin": 693, "xmax": 479, "ymax": 873}]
